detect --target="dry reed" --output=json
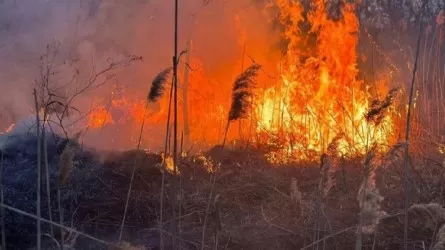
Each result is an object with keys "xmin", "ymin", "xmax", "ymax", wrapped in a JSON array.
[
  {"xmin": 228, "ymin": 63, "xmax": 261, "ymax": 121},
  {"xmin": 319, "ymin": 134, "xmax": 342, "ymax": 197},
  {"xmin": 109, "ymin": 242, "xmax": 146, "ymax": 250},
  {"xmin": 290, "ymin": 177, "xmax": 302, "ymax": 207},
  {"xmin": 433, "ymin": 224, "xmax": 445, "ymax": 250},
  {"xmin": 147, "ymin": 67, "xmax": 173, "ymax": 102},
  {"xmin": 223, "ymin": 63, "xmax": 262, "ymax": 146},
  {"xmin": 59, "ymin": 145, "xmax": 74, "ymax": 188},
  {"xmin": 33, "ymin": 88, "xmax": 42, "ymax": 250}
]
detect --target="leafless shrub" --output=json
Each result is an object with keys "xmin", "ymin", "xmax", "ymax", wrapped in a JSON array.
[
  {"xmin": 377, "ymin": 203, "xmax": 445, "ymax": 249},
  {"xmin": 409, "ymin": 203, "xmax": 445, "ymax": 230}
]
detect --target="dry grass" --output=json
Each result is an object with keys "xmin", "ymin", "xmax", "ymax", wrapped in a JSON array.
[
  {"xmin": 433, "ymin": 224, "xmax": 445, "ymax": 250},
  {"xmin": 59, "ymin": 144, "xmax": 74, "ymax": 187},
  {"xmin": 319, "ymin": 135, "xmax": 342, "ymax": 197},
  {"xmin": 3, "ymin": 133, "xmax": 445, "ymax": 249},
  {"xmin": 109, "ymin": 242, "xmax": 146, "ymax": 250}
]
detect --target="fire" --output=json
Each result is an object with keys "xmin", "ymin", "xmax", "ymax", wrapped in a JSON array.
[
  {"xmin": 0, "ymin": 123, "xmax": 15, "ymax": 135},
  {"xmin": 256, "ymin": 0, "xmax": 397, "ymax": 163},
  {"xmin": 84, "ymin": 0, "xmax": 398, "ymax": 164},
  {"xmin": 88, "ymin": 105, "xmax": 113, "ymax": 129},
  {"xmin": 195, "ymin": 155, "xmax": 220, "ymax": 173},
  {"xmin": 161, "ymin": 153, "xmax": 178, "ymax": 174}
]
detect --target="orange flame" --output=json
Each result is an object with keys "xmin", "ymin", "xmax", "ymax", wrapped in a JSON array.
[
  {"xmin": 85, "ymin": 1, "xmax": 398, "ymax": 164},
  {"xmin": 88, "ymin": 105, "xmax": 113, "ymax": 129},
  {"xmin": 256, "ymin": 0, "xmax": 397, "ymax": 163},
  {"xmin": 0, "ymin": 123, "xmax": 15, "ymax": 135}
]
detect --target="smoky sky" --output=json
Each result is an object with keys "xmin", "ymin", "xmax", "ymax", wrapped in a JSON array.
[{"xmin": 0, "ymin": 0, "xmax": 277, "ymax": 150}]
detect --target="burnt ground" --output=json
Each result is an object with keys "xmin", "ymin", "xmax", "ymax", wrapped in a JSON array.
[{"xmin": 1, "ymin": 132, "xmax": 445, "ymax": 250}]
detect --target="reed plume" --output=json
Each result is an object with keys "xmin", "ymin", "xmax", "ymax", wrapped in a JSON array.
[
  {"xmin": 357, "ymin": 148, "xmax": 386, "ymax": 235},
  {"xmin": 365, "ymin": 87, "xmax": 400, "ymax": 125},
  {"xmin": 319, "ymin": 134, "xmax": 342, "ymax": 197},
  {"xmin": 147, "ymin": 67, "xmax": 173, "ymax": 102},
  {"xmin": 290, "ymin": 177, "xmax": 302, "ymax": 207},
  {"xmin": 223, "ymin": 64, "xmax": 261, "ymax": 146},
  {"xmin": 229, "ymin": 91, "xmax": 252, "ymax": 121}
]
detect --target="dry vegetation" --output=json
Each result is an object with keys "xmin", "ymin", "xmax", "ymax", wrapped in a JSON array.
[{"xmin": 2, "ymin": 0, "xmax": 445, "ymax": 250}]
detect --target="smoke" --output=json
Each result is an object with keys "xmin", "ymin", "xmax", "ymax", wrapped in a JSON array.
[{"xmin": 0, "ymin": 0, "xmax": 278, "ymax": 150}]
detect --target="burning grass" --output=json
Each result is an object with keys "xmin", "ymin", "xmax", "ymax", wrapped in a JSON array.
[
  {"xmin": 2, "ymin": 0, "xmax": 443, "ymax": 249},
  {"xmin": 82, "ymin": 0, "xmax": 402, "ymax": 165}
]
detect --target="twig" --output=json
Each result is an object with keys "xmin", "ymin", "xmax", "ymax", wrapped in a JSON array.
[
  {"xmin": 201, "ymin": 175, "xmax": 217, "ymax": 250},
  {"xmin": 0, "ymin": 203, "xmax": 109, "ymax": 246},
  {"xmin": 268, "ymin": 186, "xmax": 290, "ymax": 199},
  {"xmin": 173, "ymin": 0, "xmax": 180, "ymax": 244},
  {"xmin": 57, "ymin": 188, "xmax": 64, "ymax": 250},
  {"xmin": 147, "ymin": 227, "xmax": 202, "ymax": 249},
  {"xmin": 42, "ymin": 233, "xmax": 61, "ymax": 249},
  {"xmin": 33, "ymin": 88, "xmax": 42, "ymax": 250},
  {"xmin": 161, "ymin": 211, "xmax": 197, "ymax": 226},
  {"xmin": 261, "ymin": 205, "xmax": 296, "ymax": 235},
  {"xmin": 163, "ymin": 79, "xmax": 174, "ymax": 160},
  {"xmin": 42, "ymin": 114, "xmax": 54, "ymax": 236},
  {"xmin": 404, "ymin": 2, "xmax": 426, "ymax": 249},
  {"xmin": 224, "ymin": 236, "xmax": 231, "ymax": 250},
  {"xmin": 0, "ymin": 150, "xmax": 5, "ymax": 249},
  {"xmin": 160, "ymin": 169, "xmax": 165, "ymax": 250},
  {"xmin": 300, "ymin": 226, "xmax": 356, "ymax": 250},
  {"xmin": 118, "ymin": 101, "xmax": 149, "ymax": 241},
  {"xmin": 40, "ymin": 57, "xmax": 55, "ymax": 237}
]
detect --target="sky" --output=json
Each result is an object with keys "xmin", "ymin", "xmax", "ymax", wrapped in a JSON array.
[{"xmin": 0, "ymin": 0, "xmax": 277, "ymax": 149}]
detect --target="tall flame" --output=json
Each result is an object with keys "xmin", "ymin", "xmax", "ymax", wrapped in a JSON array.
[
  {"xmin": 84, "ymin": 0, "xmax": 398, "ymax": 163},
  {"xmin": 256, "ymin": 0, "xmax": 397, "ymax": 163}
]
